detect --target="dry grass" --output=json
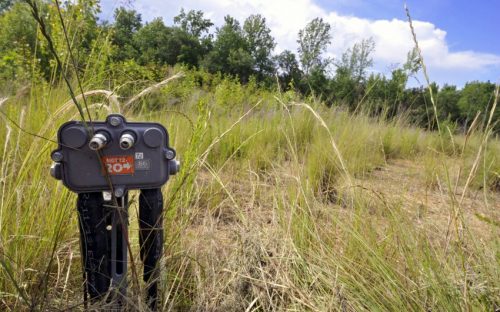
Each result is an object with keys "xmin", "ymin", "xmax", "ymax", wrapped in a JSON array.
[
  {"xmin": 0, "ymin": 3, "xmax": 499, "ymax": 309},
  {"xmin": 0, "ymin": 74, "xmax": 499, "ymax": 311},
  {"xmin": 356, "ymin": 158, "xmax": 500, "ymax": 243}
]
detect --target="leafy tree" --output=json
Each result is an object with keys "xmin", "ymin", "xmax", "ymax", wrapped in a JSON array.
[
  {"xmin": 307, "ymin": 66, "xmax": 333, "ymax": 104},
  {"xmin": 202, "ymin": 15, "xmax": 253, "ymax": 81},
  {"xmin": 403, "ymin": 47, "xmax": 421, "ymax": 77},
  {"xmin": 227, "ymin": 47, "xmax": 254, "ymax": 80},
  {"xmin": 0, "ymin": 2, "xmax": 37, "ymax": 56},
  {"xmin": 0, "ymin": 1, "xmax": 47, "ymax": 81},
  {"xmin": 457, "ymin": 81, "xmax": 497, "ymax": 128},
  {"xmin": 133, "ymin": 18, "xmax": 170, "ymax": 65},
  {"xmin": 331, "ymin": 66, "xmax": 357, "ymax": 107},
  {"xmin": 243, "ymin": 14, "xmax": 276, "ymax": 78},
  {"xmin": 1, "ymin": 0, "xmax": 101, "ymax": 84},
  {"xmin": 127, "ymin": 8, "xmax": 212, "ymax": 68},
  {"xmin": 172, "ymin": 8, "xmax": 213, "ymax": 67},
  {"xmin": 364, "ymin": 73, "xmax": 389, "ymax": 114},
  {"xmin": 111, "ymin": 7, "xmax": 142, "ymax": 61},
  {"xmin": 174, "ymin": 8, "xmax": 213, "ymax": 38},
  {"xmin": 402, "ymin": 86, "xmax": 430, "ymax": 126},
  {"xmin": 437, "ymin": 84, "xmax": 461, "ymax": 121},
  {"xmin": 297, "ymin": 17, "xmax": 332, "ymax": 75},
  {"xmin": 0, "ymin": 0, "xmax": 15, "ymax": 13},
  {"xmin": 275, "ymin": 50, "xmax": 302, "ymax": 90},
  {"xmin": 332, "ymin": 38, "xmax": 375, "ymax": 108},
  {"xmin": 159, "ymin": 28, "xmax": 205, "ymax": 67},
  {"xmin": 336, "ymin": 38, "xmax": 375, "ymax": 84},
  {"xmin": 62, "ymin": 0, "xmax": 101, "ymax": 65},
  {"xmin": 386, "ymin": 69, "xmax": 409, "ymax": 117}
]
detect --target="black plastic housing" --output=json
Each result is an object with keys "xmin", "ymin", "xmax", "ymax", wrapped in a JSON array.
[{"xmin": 51, "ymin": 114, "xmax": 178, "ymax": 193}]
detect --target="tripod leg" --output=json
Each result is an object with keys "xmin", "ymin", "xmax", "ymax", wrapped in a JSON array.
[
  {"xmin": 110, "ymin": 193, "xmax": 128, "ymax": 306},
  {"xmin": 139, "ymin": 188, "xmax": 164, "ymax": 311},
  {"xmin": 77, "ymin": 192, "xmax": 111, "ymax": 302}
]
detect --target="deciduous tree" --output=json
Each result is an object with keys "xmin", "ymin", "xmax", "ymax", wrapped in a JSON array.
[
  {"xmin": 174, "ymin": 8, "xmax": 213, "ymax": 38},
  {"xmin": 243, "ymin": 14, "xmax": 275, "ymax": 78},
  {"xmin": 275, "ymin": 50, "xmax": 302, "ymax": 90},
  {"xmin": 133, "ymin": 18, "xmax": 169, "ymax": 65},
  {"xmin": 458, "ymin": 81, "xmax": 497, "ymax": 128},
  {"xmin": 203, "ymin": 15, "xmax": 253, "ymax": 81},
  {"xmin": 297, "ymin": 17, "xmax": 331, "ymax": 75},
  {"xmin": 112, "ymin": 7, "xmax": 142, "ymax": 61}
]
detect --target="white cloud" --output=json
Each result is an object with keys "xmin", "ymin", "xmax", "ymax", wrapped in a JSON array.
[
  {"xmin": 321, "ymin": 12, "xmax": 500, "ymax": 72},
  {"xmin": 102, "ymin": 0, "xmax": 500, "ymax": 84}
]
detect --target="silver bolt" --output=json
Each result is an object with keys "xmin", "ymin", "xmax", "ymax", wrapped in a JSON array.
[
  {"xmin": 102, "ymin": 191, "xmax": 112, "ymax": 201},
  {"xmin": 50, "ymin": 163, "xmax": 62, "ymax": 180},
  {"xmin": 169, "ymin": 159, "xmax": 181, "ymax": 175},
  {"xmin": 165, "ymin": 149, "xmax": 175, "ymax": 160},
  {"xmin": 114, "ymin": 187, "xmax": 124, "ymax": 198},
  {"xmin": 109, "ymin": 116, "xmax": 121, "ymax": 127},
  {"xmin": 51, "ymin": 151, "xmax": 63, "ymax": 162}
]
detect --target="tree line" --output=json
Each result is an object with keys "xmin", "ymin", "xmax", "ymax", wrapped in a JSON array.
[{"xmin": 0, "ymin": 0, "xmax": 497, "ymax": 131}]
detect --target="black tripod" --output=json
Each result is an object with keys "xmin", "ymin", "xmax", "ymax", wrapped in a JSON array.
[{"xmin": 77, "ymin": 188, "xmax": 164, "ymax": 310}]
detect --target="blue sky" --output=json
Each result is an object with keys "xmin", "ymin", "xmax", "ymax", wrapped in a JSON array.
[
  {"xmin": 322, "ymin": 0, "xmax": 500, "ymax": 55},
  {"xmin": 99, "ymin": 0, "xmax": 500, "ymax": 87}
]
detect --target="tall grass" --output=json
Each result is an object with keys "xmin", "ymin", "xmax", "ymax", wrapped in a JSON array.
[
  {"xmin": 0, "ymin": 71, "xmax": 498, "ymax": 310},
  {"xmin": 0, "ymin": 4, "xmax": 499, "ymax": 309}
]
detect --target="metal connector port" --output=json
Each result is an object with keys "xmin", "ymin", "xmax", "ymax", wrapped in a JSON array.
[
  {"xmin": 119, "ymin": 133, "xmax": 135, "ymax": 150},
  {"xmin": 89, "ymin": 132, "xmax": 109, "ymax": 151}
]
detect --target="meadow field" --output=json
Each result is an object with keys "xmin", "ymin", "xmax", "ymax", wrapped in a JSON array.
[
  {"xmin": 0, "ymin": 71, "xmax": 499, "ymax": 310},
  {"xmin": 1, "ymin": 1, "xmax": 499, "ymax": 310}
]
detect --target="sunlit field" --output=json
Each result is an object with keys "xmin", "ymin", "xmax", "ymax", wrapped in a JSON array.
[
  {"xmin": 0, "ymin": 1, "xmax": 499, "ymax": 311},
  {"xmin": 1, "ymin": 72, "xmax": 499, "ymax": 310}
]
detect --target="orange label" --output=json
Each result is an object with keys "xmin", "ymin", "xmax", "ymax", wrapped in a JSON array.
[{"xmin": 102, "ymin": 155, "xmax": 134, "ymax": 175}]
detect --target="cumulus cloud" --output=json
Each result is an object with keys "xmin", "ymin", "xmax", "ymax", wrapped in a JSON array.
[
  {"xmin": 102, "ymin": 0, "xmax": 500, "ymax": 84},
  {"xmin": 327, "ymin": 15, "xmax": 500, "ymax": 70}
]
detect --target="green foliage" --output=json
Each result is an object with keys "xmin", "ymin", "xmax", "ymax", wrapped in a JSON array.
[
  {"xmin": 174, "ymin": 8, "xmax": 213, "ymax": 38},
  {"xmin": 159, "ymin": 68, "xmax": 198, "ymax": 106},
  {"xmin": 458, "ymin": 81, "xmax": 497, "ymax": 128},
  {"xmin": 403, "ymin": 47, "xmax": 421, "ymax": 76},
  {"xmin": 108, "ymin": 59, "xmax": 160, "ymax": 97},
  {"xmin": 304, "ymin": 66, "xmax": 332, "ymax": 102},
  {"xmin": 202, "ymin": 15, "xmax": 253, "ymax": 81},
  {"xmin": 111, "ymin": 7, "xmax": 214, "ymax": 69},
  {"xmin": 64, "ymin": 0, "xmax": 101, "ymax": 57},
  {"xmin": 0, "ymin": 2, "xmax": 46, "ymax": 83},
  {"xmin": 387, "ymin": 69, "xmax": 409, "ymax": 112},
  {"xmin": 0, "ymin": 0, "xmax": 15, "ymax": 13},
  {"xmin": 297, "ymin": 17, "xmax": 332, "ymax": 75},
  {"xmin": 336, "ymin": 38, "xmax": 375, "ymax": 84},
  {"xmin": 0, "ymin": 3, "xmax": 497, "ymax": 135},
  {"xmin": 133, "ymin": 18, "xmax": 171, "ymax": 65},
  {"xmin": 437, "ymin": 84, "xmax": 461, "ymax": 121},
  {"xmin": 0, "ymin": 0, "xmax": 103, "ymax": 87},
  {"xmin": 214, "ymin": 75, "xmax": 246, "ymax": 109},
  {"xmin": 168, "ymin": 28, "xmax": 206, "ymax": 66},
  {"xmin": 0, "ymin": 63, "xmax": 499, "ymax": 310},
  {"xmin": 202, "ymin": 14, "xmax": 276, "ymax": 82},
  {"xmin": 243, "ymin": 14, "xmax": 276, "ymax": 78},
  {"xmin": 0, "ymin": 49, "xmax": 30, "ymax": 82},
  {"xmin": 111, "ymin": 7, "xmax": 142, "ymax": 61},
  {"xmin": 275, "ymin": 50, "xmax": 302, "ymax": 91},
  {"xmin": 0, "ymin": 2, "xmax": 37, "ymax": 54}
]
